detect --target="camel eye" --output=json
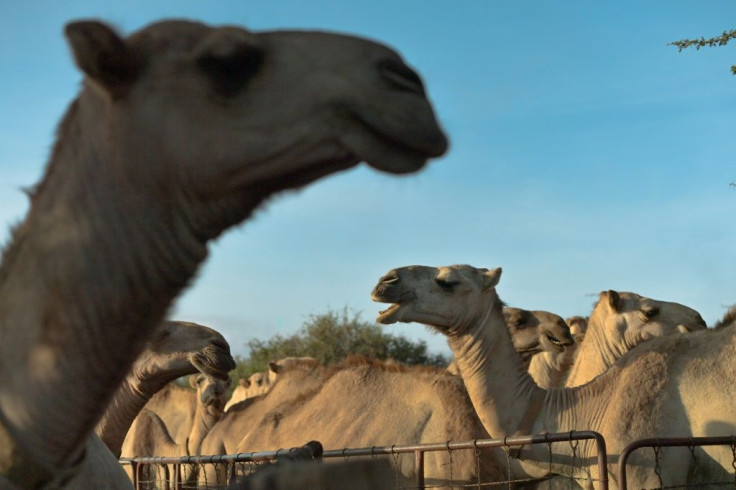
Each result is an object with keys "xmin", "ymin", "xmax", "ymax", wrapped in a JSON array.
[
  {"xmin": 641, "ymin": 306, "xmax": 659, "ymax": 320},
  {"xmin": 435, "ymin": 278, "xmax": 457, "ymax": 292},
  {"xmin": 197, "ymin": 46, "xmax": 263, "ymax": 97}
]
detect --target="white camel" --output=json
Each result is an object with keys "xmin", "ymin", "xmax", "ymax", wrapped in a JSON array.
[
  {"xmin": 0, "ymin": 18, "xmax": 445, "ymax": 486},
  {"xmin": 371, "ymin": 264, "xmax": 730, "ymax": 488}
]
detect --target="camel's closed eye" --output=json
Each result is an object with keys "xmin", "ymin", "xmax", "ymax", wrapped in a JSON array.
[
  {"xmin": 435, "ymin": 278, "xmax": 458, "ymax": 292},
  {"xmin": 197, "ymin": 46, "xmax": 264, "ymax": 97}
]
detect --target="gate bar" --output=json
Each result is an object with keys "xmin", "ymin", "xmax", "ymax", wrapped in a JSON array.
[{"xmin": 618, "ymin": 435, "xmax": 736, "ymax": 490}]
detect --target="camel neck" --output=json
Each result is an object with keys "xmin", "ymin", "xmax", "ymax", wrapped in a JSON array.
[
  {"xmin": 95, "ymin": 378, "xmax": 150, "ymax": 458},
  {"xmin": 187, "ymin": 402, "xmax": 221, "ymax": 456},
  {"xmin": 446, "ymin": 298, "xmax": 542, "ymax": 439},
  {"xmin": 565, "ymin": 313, "xmax": 622, "ymax": 387},
  {"xmin": 0, "ymin": 93, "xmax": 210, "ymax": 481}
]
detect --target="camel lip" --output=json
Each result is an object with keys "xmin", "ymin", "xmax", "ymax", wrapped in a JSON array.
[
  {"xmin": 516, "ymin": 340, "xmax": 541, "ymax": 354},
  {"xmin": 193, "ymin": 356, "xmax": 234, "ymax": 381},
  {"xmin": 547, "ymin": 333, "xmax": 574, "ymax": 347},
  {"xmin": 348, "ymin": 115, "xmax": 447, "ymax": 175},
  {"xmin": 375, "ymin": 303, "xmax": 401, "ymax": 325}
]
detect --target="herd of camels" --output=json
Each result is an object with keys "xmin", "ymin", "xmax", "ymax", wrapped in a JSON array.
[{"xmin": 0, "ymin": 16, "xmax": 733, "ymax": 490}]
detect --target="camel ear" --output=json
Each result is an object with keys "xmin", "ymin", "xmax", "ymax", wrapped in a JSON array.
[
  {"xmin": 64, "ymin": 20, "xmax": 139, "ymax": 97},
  {"xmin": 268, "ymin": 361, "xmax": 280, "ymax": 374},
  {"xmin": 482, "ymin": 267, "xmax": 502, "ymax": 290},
  {"xmin": 604, "ymin": 290, "xmax": 621, "ymax": 312}
]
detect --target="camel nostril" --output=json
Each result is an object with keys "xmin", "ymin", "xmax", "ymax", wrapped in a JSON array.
[
  {"xmin": 211, "ymin": 339, "xmax": 230, "ymax": 352},
  {"xmin": 378, "ymin": 58, "xmax": 425, "ymax": 96},
  {"xmin": 379, "ymin": 271, "xmax": 400, "ymax": 285}
]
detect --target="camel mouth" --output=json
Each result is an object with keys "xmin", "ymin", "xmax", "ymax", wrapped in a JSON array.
[
  {"xmin": 516, "ymin": 340, "xmax": 542, "ymax": 355},
  {"xmin": 344, "ymin": 114, "xmax": 447, "ymax": 176},
  {"xmin": 376, "ymin": 303, "xmax": 402, "ymax": 324},
  {"xmin": 541, "ymin": 333, "xmax": 569, "ymax": 354},
  {"xmin": 192, "ymin": 353, "xmax": 235, "ymax": 381}
]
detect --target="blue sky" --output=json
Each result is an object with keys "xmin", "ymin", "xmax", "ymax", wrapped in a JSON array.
[{"xmin": 1, "ymin": 2, "xmax": 735, "ymax": 357}]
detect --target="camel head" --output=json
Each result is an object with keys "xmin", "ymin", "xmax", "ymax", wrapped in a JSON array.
[
  {"xmin": 565, "ymin": 315, "xmax": 588, "ymax": 343},
  {"xmin": 63, "ymin": 19, "xmax": 448, "ymax": 237},
  {"xmin": 371, "ymin": 264, "xmax": 504, "ymax": 335},
  {"xmin": 590, "ymin": 290, "xmax": 706, "ymax": 350},
  {"xmin": 189, "ymin": 374, "xmax": 230, "ymax": 418},
  {"xmin": 502, "ymin": 307, "xmax": 573, "ymax": 363},
  {"xmin": 267, "ymin": 356, "xmax": 319, "ymax": 384},
  {"xmin": 132, "ymin": 321, "xmax": 236, "ymax": 394}
]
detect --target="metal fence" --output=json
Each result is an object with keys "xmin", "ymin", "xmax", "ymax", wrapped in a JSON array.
[
  {"xmin": 120, "ymin": 430, "xmax": 609, "ymax": 489},
  {"xmin": 617, "ymin": 436, "xmax": 736, "ymax": 490}
]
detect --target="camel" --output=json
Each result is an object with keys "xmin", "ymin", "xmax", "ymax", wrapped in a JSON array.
[
  {"xmin": 564, "ymin": 290, "xmax": 705, "ymax": 387},
  {"xmin": 371, "ymin": 264, "xmax": 735, "ymax": 488},
  {"xmin": 199, "ymin": 356, "xmax": 505, "ymax": 487},
  {"xmin": 225, "ymin": 374, "xmax": 268, "ymax": 412},
  {"xmin": 59, "ymin": 321, "xmax": 234, "ymax": 489},
  {"xmin": 566, "ymin": 316, "xmax": 588, "ymax": 340},
  {"xmin": 121, "ymin": 374, "xmax": 229, "ymax": 486},
  {"xmin": 0, "ymin": 18, "xmax": 446, "ymax": 486},
  {"xmin": 132, "ymin": 382, "xmax": 198, "ymax": 447},
  {"xmin": 713, "ymin": 305, "xmax": 736, "ymax": 329},
  {"xmin": 199, "ymin": 322, "xmax": 570, "ymax": 487},
  {"xmin": 447, "ymin": 306, "xmax": 574, "ymax": 379},
  {"xmin": 224, "ymin": 357, "xmax": 317, "ymax": 411},
  {"xmin": 97, "ymin": 320, "xmax": 235, "ymax": 457},
  {"xmin": 526, "ymin": 338, "xmax": 579, "ymax": 389}
]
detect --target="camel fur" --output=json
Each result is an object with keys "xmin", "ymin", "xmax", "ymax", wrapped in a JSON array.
[
  {"xmin": 371, "ymin": 264, "xmax": 732, "ymax": 488},
  {"xmin": 0, "ymin": 18, "xmax": 445, "ymax": 486}
]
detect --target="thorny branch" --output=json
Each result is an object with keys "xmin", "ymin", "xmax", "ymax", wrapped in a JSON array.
[{"xmin": 669, "ymin": 29, "xmax": 736, "ymax": 74}]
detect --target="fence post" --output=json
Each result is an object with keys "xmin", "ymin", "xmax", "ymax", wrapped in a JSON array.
[{"xmin": 414, "ymin": 449, "xmax": 425, "ymax": 490}]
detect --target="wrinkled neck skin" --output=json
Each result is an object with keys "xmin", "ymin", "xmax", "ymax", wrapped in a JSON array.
[
  {"xmin": 528, "ymin": 352, "xmax": 566, "ymax": 389},
  {"xmin": 446, "ymin": 298, "xmax": 606, "ymax": 480},
  {"xmin": 187, "ymin": 402, "xmax": 222, "ymax": 456},
  {"xmin": 446, "ymin": 299, "xmax": 540, "ymax": 439},
  {"xmin": 96, "ymin": 359, "xmax": 198, "ymax": 457},
  {"xmin": 0, "ymin": 91, "xmax": 252, "ymax": 485},
  {"xmin": 565, "ymin": 312, "xmax": 624, "ymax": 387}
]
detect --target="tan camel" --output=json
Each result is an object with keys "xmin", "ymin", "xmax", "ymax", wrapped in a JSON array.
[
  {"xmin": 202, "ymin": 330, "xmax": 567, "ymax": 488},
  {"xmin": 96, "ymin": 320, "xmax": 234, "ymax": 457},
  {"xmin": 225, "ymin": 375, "xmax": 268, "ymax": 412},
  {"xmin": 121, "ymin": 374, "xmax": 229, "ymax": 485},
  {"xmin": 525, "ymin": 315, "xmax": 586, "ymax": 389},
  {"xmin": 566, "ymin": 316, "xmax": 588, "ymax": 341},
  {"xmin": 447, "ymin": 307, "xmax": 574, "ymax": 378},
  {"xmin": 371, "ymin": 264, "xmax": 733, "ymax": 488},
  {"xmin": 526, "ymin": 339, "xmax": 579, "ymax": 389},
  {"xmin": 0, "ymin": 18, "xmax": 446, "ymax": 486},
  {"xmin": 224, "ymin": 357, "xmax": 318, "ymax": 411},
  {"xmin": 60, "ymin": 321, "xmax": 234, "ymax": 489},
  {"xmin": 564, "ymin": 290, "xmax": 705, "ymax": 387},
  {"xmin": 713, "ymin": 305, "xmax": 736, "ymax": 329},
  {"xmin": 199, "ymin": 356, "xmax": 505, "ymax": 486},
  {"xmin": 134, "ymin": 383, "xmax": 198, "ymax": 447}
]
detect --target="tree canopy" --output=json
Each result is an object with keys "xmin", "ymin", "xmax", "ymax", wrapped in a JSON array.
[{"xmin": 231, "ymin": 307, "xmax": 449, "ymax": 383}]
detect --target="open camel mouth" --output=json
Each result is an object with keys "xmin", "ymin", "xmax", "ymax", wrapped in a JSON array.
[
  {"xmin": 376, "ymin": 303, "xmax": 402, "ymax": 325},
  {"xmin": 540, "ymin": 332, "xmax": 572, "ymax": 354}
]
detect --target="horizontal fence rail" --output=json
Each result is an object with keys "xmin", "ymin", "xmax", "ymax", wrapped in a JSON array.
[
  {"xmin": 618, "ymin": 436, "xmax": 736, "ymax": 490},
  {"xmin": 120, "ymin": 430, "xmax": 609, "ymax": 489}
]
